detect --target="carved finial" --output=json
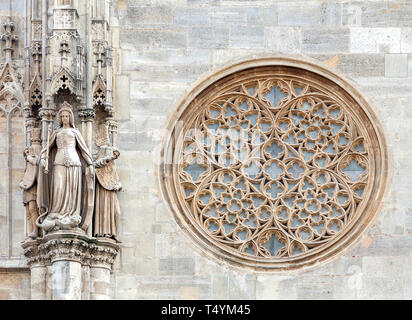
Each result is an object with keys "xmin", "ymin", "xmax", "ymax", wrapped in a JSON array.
[{"xmin": 1, "ymin": 17, "xmax": 18, "ymax": 61}]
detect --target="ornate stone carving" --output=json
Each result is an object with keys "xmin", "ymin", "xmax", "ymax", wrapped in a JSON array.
[
  {"xmin": 50, "ymin": 68, "xmax": 75, "ymax": 94},
  {"xmin": 36, "ymin": 102, "xmax": 95, "ymax": 233},
  {"xmin": 93, "ymin": 124, "xmax": 121, "ymax": 241},
  {"xmin": 20, "ymin": 128, "xmax": 42, "ymax": 239},
  {"xmin": 53, "ymin": 9, "xmax": 77, "ymax": 29},
  {"xmin": 89, "ymin": 240, "xmax": 120, "ymax": 270},
  {"xmin": 92, "ymin": 75, "xmax": 106, "ymax": 107},
  {"xmin": 0, "ymin": 63, "xmax": 24, "ymax": 115},
  {"xmin": 1, "ymin": 17, "xmax": 18, "ymax": 60},
  {"xmin": 22, "ymin": 232, "xmax": 120, "ymax": 269},
  {"xmin": 31, "ymin": 21, "xmax": 42, "ymax": 41},
  {"xmin": 78, "ymin": 108, "xmax": 96, "ymax": 121},
  {"xmin": 160, "ymin": 57, "xmax": 388, "ymax": 270}
]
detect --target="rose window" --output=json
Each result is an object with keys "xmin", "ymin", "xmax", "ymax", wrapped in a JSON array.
[{"xmin": 160, "ymin": 58, "xmax": 388, "ymax": 270}]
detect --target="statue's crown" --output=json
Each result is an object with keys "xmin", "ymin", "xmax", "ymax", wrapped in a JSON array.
[{"xmin": 59, "ymin": 101, "xmax": 73, "ymax": 113}]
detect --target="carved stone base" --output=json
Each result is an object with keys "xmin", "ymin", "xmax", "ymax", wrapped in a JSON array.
[{"xmin": 22, "ymin": 231, "xmax": 119, "ymax": 300}]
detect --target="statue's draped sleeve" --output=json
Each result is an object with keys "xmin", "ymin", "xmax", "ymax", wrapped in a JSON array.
[
  {"xmin": 36, "ymin": 131, "xmax": 57, "ymax": 215},
  {"xmin": 73, "ymin": 128, "xmax": 95, "ymax": 231}
]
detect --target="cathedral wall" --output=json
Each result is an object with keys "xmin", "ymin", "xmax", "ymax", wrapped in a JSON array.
[
  {"xmin": 112, "ymin": 0, "xmax": 412, "ymax": 299},
  {"xmin": 0, "ymin": 270, "xmax": 30, "ymax": 300},
  {"xmin": 1, "ymin": 0, "xmax": 412, "ymax": 300},
  {"xmin": 0, "ymin": 1, "xmax": 28, "ymax": 267}
]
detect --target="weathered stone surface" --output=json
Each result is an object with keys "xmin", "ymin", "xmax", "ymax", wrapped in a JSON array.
[
  {"xmin": 342, "ymin": 1, "xmax": 388, "ymax": 27},
  {"xmin": 350, "ymin": 27, "xmax": 401, "ymax": 53},
  {"xmin": 124, "ymin": 6, "xmax": 173, "ymax": 25},
  {"xmin": 265, "ymin": 27, "xmax": 301, "ymax": 53},
  {"xmin": 3, "ymin": 0, "xmax": 412, "ymax": 301},
  {"xmin": 302, "ymin": 28, "xmax": 349, "ymax": 53},
  {"xmin": 320, "ymin": 2, "xmax": 342, "ymax": 26},
  {"xmin": 230, "ymin": 26, "xmax": 264, "ymax": 49},
  {"xmin": 385, "ymin": 53, "xmax": 408, "ymax": 77},
  {"xmin": 278, "ymin": 2, "xmax": 321, "ymax": 26},
  {"xmin": 120, "ymin": 29, "xmax": 187, "ymax": 49},
  {"xmin": 159, "ymin": 258, "xmax": 196, "ymax": 275},
  {"xmin": 189, "ymin": 26, "xmax": 230, "ymax": 49}
]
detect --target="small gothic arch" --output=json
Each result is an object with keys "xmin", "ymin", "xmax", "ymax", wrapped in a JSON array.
[
  {"xmin": 92, "ymin": 74, "xmax": 106, "ymax": 108},
  {"xmin": 50, "ymin": 67, "xmax": 75, "ymax": 95}
]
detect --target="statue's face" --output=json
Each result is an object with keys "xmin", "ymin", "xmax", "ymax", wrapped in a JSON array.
[{"xmin": 61, "ymin": 111, "xmax": 71, "ymax": 126}]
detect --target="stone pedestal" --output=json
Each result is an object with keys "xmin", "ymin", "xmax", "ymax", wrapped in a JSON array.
[{"xmin": 22, "ymin": 231, "xmax": 119, "ymax": 300}]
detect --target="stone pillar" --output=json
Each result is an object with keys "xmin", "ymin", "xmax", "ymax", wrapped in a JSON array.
[
  {"xmin": 22, "ymin": 238, "xmax": 48, "ymax": 300},
  {"xmin": 22, "ymin": 231, "xmax": 119, "ymax": 300},
  {"xmin": 89, "ymin": 239, "xmax": 119, "ymax": 300}
]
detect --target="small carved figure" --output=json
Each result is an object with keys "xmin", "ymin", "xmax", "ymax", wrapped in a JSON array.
[
  {"xmin": 93, "ymin": 124, "xmax": 121, "ymax": 241},
  {"xmin": 36, "ymin": 102, "xmax": 95, "ymax": 233},
  {"xmin": 19, "ymin": 128, "xmax": 41, "ymax": 239}
]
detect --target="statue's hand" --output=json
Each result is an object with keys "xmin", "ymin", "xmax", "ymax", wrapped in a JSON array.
[{"xmin": 88, "ymin": 164, "xmax": 95, "ymax": 176}]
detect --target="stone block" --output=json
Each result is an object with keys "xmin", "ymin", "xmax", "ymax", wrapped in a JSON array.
[
  {"xmin": 115, "ymin": 75, "xmax": 130, "ymax": 121},
  {"xmin": 129, "ymin": 98, "xmax": 175, "ymax": 116},
  {"xmin": 359, "ymin": 276, "xmax": 404, "ymax": 299},
  {"xmin": 362, "ymin": 256, "xmax": 409, "ymax": 277},
  {"xmin": 256, "ymin": 275, "xmax": 297, "ymax": 299},
  {"xmin": 302, "ymin": 28, "xmax": 349, "ymax": 53},
  {"xmin": 246, "ymin": 7, "xmax": 276, "ymax": 25},
  {"xmin": 388, "ymin": 1, "xmax": 412, "ymax": 27},
  {"xmin": 350, "ymin": 27, "xmax": 401, "ymax": 53},
  {"xmin": 265, "ymin": 27, "xmax": 301, "ymax": 53},
  {"xmin": 180, "ymin": 286, "xmax": 199, "ymax": 299},
  {"xmin": 209, "ymin": 7, "xmax": 248, "ymax": 25},
  {"xmin": 278, "ymin": 2, "xmax": 320, "ymax": 26},
  {"xmin": 124, "ymin": 6, "xmax": 173, "ymax": 25},
  {"xmin": 340, "ymin": 54, "xmax": 385, "ymax": 77},
  {"xmin": 188, "ymin": 0, "xmax": 219, "ymax": 6},
  {"xmin": 189, "ymin": 26, "xmax": 229, "ymax": 49},
  {"xmin": 155, "ymin": 233, "xmax": 195, "ymax": 258},
  {"xmin": 320, "ymin": 2, "xmax": 342, "ymax": 26},
  {"xmin": 385, "ymin": 53, "xmax": 408, "ymax": 78},
  {"xmin": 212, "ymin": 274, "xmax": 228, "ymax": 299},
  {"xmin": 174, "ymin": 8, "xmax": 210, "ymax": 25},
  {"xmin": 229, "ymin": 26, "xmax": 264, "ymax": 49},
  {"xmin": 212, "ymin": 49, "xmax": 265, "ymax": 68},
  {"xmin": 130, "ymin": 81, "xmax": 187, "ymax": 100},
  {"xmin": 332, "ymin": 275, "xmax": 359, "ymax": 299},
  {"xmin": 404, "ymin": 276, "xmax": 412, "ymax": 299},
  {"xmin": 297, "ymin": 275, "xmax": 334, "ymax": 299},
  {"xmin": 120, "ymin": 29, "xmax": 187, "ymax": 49},
  {"xmin": 342, "ymin": 1, "xmax": 388, "ymax": 27},
  {"xmin": 137, "ymin": 276, "xmax": 211, "ymax": 299},
  {"xmin": 159, "ymin": 257, "xmax": 196, "ymax": 275},
  {"xmin": 401, "ymin": 29, "xmax": 412, "ymax": 53},
  {"xmin": 228, "ymin": 273, "xmax": 256, "ymax": 299}
]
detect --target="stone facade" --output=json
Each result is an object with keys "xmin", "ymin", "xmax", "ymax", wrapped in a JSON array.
[{"xmin": 1, "ymin": 0, "xmax": 412, "ymax": 299}]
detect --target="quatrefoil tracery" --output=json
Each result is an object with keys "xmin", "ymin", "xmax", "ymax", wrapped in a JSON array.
[{"xmin": 178, "ymin": 77, "xmax": 370, "ymax": 259}]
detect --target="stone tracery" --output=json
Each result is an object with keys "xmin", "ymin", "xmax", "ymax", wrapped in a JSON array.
[{"xmin": 162, "ymin": 62, "xmax": 387, "ymax": 269}]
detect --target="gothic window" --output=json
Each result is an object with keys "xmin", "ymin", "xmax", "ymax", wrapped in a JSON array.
[{"xmin": 160, "ymin": 58, "xmax": 388, "ymax": 270}]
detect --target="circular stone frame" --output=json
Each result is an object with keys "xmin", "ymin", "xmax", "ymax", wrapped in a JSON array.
[{"xmin": 158, "ymin": 56, "xmax": 389, "ymax": 272}]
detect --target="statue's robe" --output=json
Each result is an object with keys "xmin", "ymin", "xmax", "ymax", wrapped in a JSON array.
[
  {"xmin": 93, "ymin": 146, "xmax": 121, "ymax": 239},
  {"xmin": 37, "ymin": 127, "xmax": 95, "ymax": 231}
]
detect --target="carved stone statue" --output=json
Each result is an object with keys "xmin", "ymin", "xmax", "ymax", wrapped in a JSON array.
[
  {"xmin": 36, "ymin": 102, "xmax": 95, "ymax": 233},
  {"xmin": 93, "ymin": 124, "xmax": 121, "ymax": 241},
  {"xmin": 20, "ymin": 128, "xmax": 41, "ymax": 239}
]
